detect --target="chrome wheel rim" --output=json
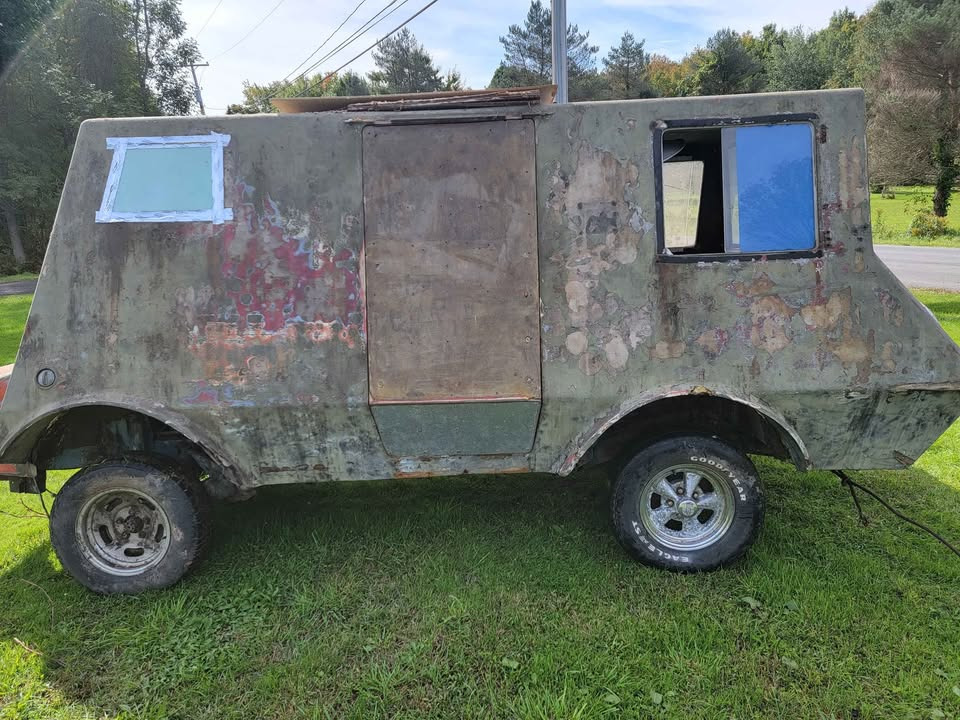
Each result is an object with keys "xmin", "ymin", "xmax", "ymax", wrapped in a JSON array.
[
  {"xmin": 76, "ymin": 489, "xmax": 171, "ymax": 576},
  {"xmin": 638, "ymin": 464, "xmax": 735, "ymax": 551}
]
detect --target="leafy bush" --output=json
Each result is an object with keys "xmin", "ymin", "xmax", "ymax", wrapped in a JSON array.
[
  {"xmin": 910, "ymin": 211, "xmax": 949, "ymax": 238},
  {"xmin": 0, "ymin": 248, "xmax": 22, "ymax": 277},
  {"xmin": 873, "ymin": 208, "xmax": 895, "ymax": 244}
]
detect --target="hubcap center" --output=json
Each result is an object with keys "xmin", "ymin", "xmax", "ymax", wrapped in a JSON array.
[
  {"xmin": 122, "ymin": 513, "xmax": 145, "ymax": 534},
  {"xmin": 677, "ymin": 499, "xmax": 699, "ymax": 518}
]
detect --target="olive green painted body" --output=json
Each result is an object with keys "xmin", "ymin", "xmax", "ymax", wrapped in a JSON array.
[{"xmin": 2, "ymin": 89, "xmax": 959, "ymax": 489}]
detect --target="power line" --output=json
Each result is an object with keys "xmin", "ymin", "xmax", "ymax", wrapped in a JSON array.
[
  {"xmin": 280, "ymin": 0, "xmax": 371, "ymax": 84},
  {"xmin": 195, "ymin": 0, "xmax": 225, "ymax": 37},
  {"xmin": 207, "ymin": 0, "xmax": 288, "ymax": 62},
  {"xmin": 265, "ymin": 0, "xmax": 405, "ymax": 100},
  {"xmin": 297, "ymin": 0, "xmax": 443, "ymax": 98},
  {"xmin": 275, "ymin": 0, "xmax": 409, "ymax": 94}
]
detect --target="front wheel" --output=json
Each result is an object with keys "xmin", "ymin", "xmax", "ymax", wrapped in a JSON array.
[
  {"xmin": 50, "ymin": 458, "xmax": 210, "ymax": 593},
  {"xmin": 611, "ymin": 435, "xmax": 764, "ymax": 571}
]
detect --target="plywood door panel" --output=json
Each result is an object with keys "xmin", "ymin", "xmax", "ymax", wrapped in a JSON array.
[{"xmin": 363, "ymin": 120, "xmax": 540, "ymax": 404}]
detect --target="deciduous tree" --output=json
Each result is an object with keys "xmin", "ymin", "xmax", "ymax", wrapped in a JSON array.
[
  {"xmin": 0, "ymin": 0, "xmax": 192, "ymax": 270},
  {"xmin": 766, "ymin": 28, "xmax": 826, "ymax": 91},
  {"xmin": 130, "ymin": 0, "xmax": 199, "ymax": 114},
  {"xmin": 862, "ymin": 0, "xmax": 960, "ymax": 216},
  {"xmin": 693, "ymin": 29, "xmax": 764, "ymax": 95}
]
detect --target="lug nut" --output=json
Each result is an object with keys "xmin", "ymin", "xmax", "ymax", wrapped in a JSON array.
[{"xmin": 676, "ymin": 486, "xmax": 685, "ymax": 495}]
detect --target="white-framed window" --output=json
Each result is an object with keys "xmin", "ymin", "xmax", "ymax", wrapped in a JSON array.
[{"xmin": 96, "ymin": 133, "xmax": 233, "ymax": 224}]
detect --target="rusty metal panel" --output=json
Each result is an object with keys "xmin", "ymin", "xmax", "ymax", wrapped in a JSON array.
[
  {"xmin": 362, "ymin": 120, "xmax": 541, "ymax": 403},
  {"xmin": 371, "ymin": 400, "xmax": 540, "ymax": 456}
]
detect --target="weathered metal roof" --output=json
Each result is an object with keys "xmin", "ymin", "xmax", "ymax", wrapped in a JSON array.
[{"xmin": 271, "ymin": 85, "xmax": 556, "ymax": 113}]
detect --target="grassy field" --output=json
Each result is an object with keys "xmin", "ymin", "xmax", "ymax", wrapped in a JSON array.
[
  {"xmin": 0, "ymin": 295, "xmax": 32, "ymax": 366},
  {"xmin": 871, "ymin": 186, "xmax": 960, "ymax": 248},
  {"xmin": 0, "ymin": 274, "xmax": 38, "ymax": 285},
  {"xmin": 0, "ymin": 292, "xmax": 958, "ymax": 719}
]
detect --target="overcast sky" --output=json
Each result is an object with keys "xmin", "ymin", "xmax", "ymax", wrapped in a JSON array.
[{"xmin": 182, "ymin": 0, "xmax": 872, "ymax": 113}]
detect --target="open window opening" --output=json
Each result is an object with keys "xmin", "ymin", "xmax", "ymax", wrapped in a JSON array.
[{"xmin": 660, "ymin": 122, "xmax": 817, "ymax": 257}]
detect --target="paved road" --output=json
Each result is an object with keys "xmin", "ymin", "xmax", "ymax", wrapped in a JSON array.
[
  {"xmin": 0, "ymin": 246, "xmax": 956, "ymax": 296},
  {"xmin": 0, "ymin": 280, "xmax": 37, "ymax": 297},
  {"xmin": 875, "ymin": 245, "xmax": 960, "ymax": 291}
]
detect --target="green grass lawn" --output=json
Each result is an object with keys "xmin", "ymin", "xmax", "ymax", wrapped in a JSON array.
[
  {"xmin": 871, "ymin": 186, "xmax": 960, "ymax": 248},
  {"xmin": 0, "ymin": 295, "xmax": 32, "ymax": 366},
  {"xmin": 0, "ymin": 273, "xmax": 39, "ymax": 285},
  {"xmin": 1, "ymin": 294, "xmax": 959, "ymax": 719}
]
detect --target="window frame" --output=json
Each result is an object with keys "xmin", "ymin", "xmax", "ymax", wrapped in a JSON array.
[
  {"xmin": 652, "ymin": 113, "xmax": 822, "ymax": 263},
  {"xmin": 96, "ymin": 133, "xmax": 233, "ymax": 224}
]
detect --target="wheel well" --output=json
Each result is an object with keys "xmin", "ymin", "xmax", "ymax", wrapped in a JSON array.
[
  {"xmin": 579, "ymin": 395, "xmax": 804, "ymax": 471},
  {"xmin": 8, "ymin": 405, "xmax": 223, "ymax": 492}
]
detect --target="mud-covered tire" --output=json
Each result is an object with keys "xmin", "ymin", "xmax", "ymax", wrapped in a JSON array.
[
  {"xmin": 611, "ymin": 435, "xmax": 764, "ymax": 571},
  {"xmin": 49, "ymin": 458, "xmax": 210, "ymax": 594}
]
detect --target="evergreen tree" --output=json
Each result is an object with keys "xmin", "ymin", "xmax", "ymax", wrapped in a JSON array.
[
  {"xmin": 368, "ymin": 28, "xmax": 443, "ymax": 94},
  {"xmin": 489, "ymin": 0, "xmax": 600, "ymax": 100},
  {"xmin": 603, "ymin": 31, "xmax": 652, "ymax": 99},
  {"xmin": 332, "ymin": 70, "xmax": 371, "ymax": 97}
]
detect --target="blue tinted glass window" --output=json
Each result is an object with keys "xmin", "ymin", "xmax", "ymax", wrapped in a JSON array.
[{"xmin": 726, "ymin": 124, "xmax": 815, "ymax": 252}]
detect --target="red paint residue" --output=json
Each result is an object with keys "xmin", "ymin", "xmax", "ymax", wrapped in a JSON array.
[{"xmin": 216, "ymin": 188, "xmax": 362, "ymax": 338}]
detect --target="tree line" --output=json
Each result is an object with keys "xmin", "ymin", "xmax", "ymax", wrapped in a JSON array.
[
  {"xmin": 1, "ymin": 0, "xmax": 958, "ymax": 272},
  {"xmin": 498, "ymin": 0, "xmax": 958, "ymax": 219},
  {"xmin": 0, "ymin": 0, "xmax": 199, "ymax": 270}
]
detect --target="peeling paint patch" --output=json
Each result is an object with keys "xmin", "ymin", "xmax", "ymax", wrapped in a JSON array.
[
  {"xmin": 879, "ymin": 341, "xmax": 898, "ymax": 373},
  {"xmin": 801, "ymin": 292, "xmax": 846, "ymax": 330},
  {"xmin": 728, "ymin": 273, "xmax": 776, "ymax": 299},
  {"xmin": 604, "ymin": 335, "xmax": 629, "ymax": 369},
  {"xmin": 696, "ymin": 328, "xmax": 729, "ymax": 358},
  {"xmin": 874, "ymin": 288, "xmax": 904, "ymax": 327},
  {"xmin": 749, "ymin": 296, "xmax": 794, "ymax": 352},
  {"xmin": 547, "ymin": 140, "xmax": 648, "ymax": 376},
  {"xmin": 566, "ymin": 331, "xmax": 587, "ymax": 356},
  {"xmin": 652, "ymin": 341, "xmax": 686, "ymax": 360}
]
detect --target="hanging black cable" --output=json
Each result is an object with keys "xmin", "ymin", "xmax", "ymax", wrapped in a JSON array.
[
  {"xmin": 195, "ymin": 0, "xmax": 226, "ymax": 37},
  {"xmin": 294, "ymin": 0, "xmax": 442, "ymax": 99},
  {"xmin": 834, "ymin": 470, "xmax": 960, "ymax": 560},
  {"xmin": 207, "ymin": 0, "xmax": 288, "ymax": 62},
  {"xmin": 266, "ymin": 0, "xmax": 411, "ymax": 100},
  {"xmin": 279, "ymin": 0, "xmax": 371, "ymax": 84}
]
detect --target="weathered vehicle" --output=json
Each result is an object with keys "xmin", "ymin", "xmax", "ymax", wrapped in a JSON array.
[{"xmin": 1, "ymin": 86, "xmax": 958, "ymax": 593}]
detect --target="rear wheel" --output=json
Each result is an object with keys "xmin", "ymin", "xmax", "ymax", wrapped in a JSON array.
[
  {"xmin": 611, "ymin": 435, "xmax": 764, "ymax": 571},
  {"xmin": 50, "ymin": 458, "xmax": 210, "ymax": 593}
]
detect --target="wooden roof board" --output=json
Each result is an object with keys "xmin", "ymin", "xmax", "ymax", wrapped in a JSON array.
[{"xmin": 272, "ymin": 85, "xmax": 555, "ymax": 114}]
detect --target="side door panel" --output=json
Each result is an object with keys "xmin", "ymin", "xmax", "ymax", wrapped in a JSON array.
[{"xmin": 362, "ymin": 120, "xmax": 540, "ymax": 457}]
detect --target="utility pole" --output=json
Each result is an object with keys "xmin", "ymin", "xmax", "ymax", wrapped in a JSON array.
[
  {"xmin": 184, "ymin": 62, "xmax": 209, "ymax": 115},
  {"xmin": 551, "ymin": 0, "xmax": 568, "ymax": 104}
]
